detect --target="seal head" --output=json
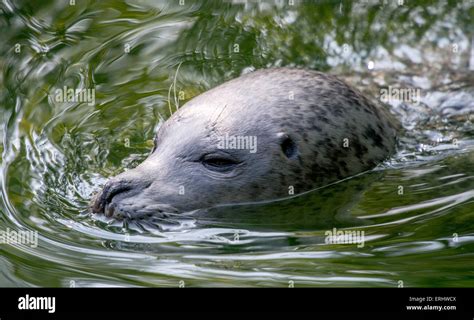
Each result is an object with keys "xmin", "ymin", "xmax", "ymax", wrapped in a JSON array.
[{"xmin": 91, "ymin": 68, "xmax": 398, "ymax": 219}]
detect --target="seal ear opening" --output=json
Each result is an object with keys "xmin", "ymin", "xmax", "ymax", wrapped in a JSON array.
[{"xmin": 279, "ymin": 134, "xmax": 298, "ymax": 159}]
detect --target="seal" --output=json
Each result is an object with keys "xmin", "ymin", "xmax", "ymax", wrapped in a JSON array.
[{"xmin": 90, "ymin": 68, "xmax": 398, "ymax": 220}]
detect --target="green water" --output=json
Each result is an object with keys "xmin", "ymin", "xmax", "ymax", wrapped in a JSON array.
[{"xmin": 1, "ymin": 0, "xmax": 473, "ymax": 287}]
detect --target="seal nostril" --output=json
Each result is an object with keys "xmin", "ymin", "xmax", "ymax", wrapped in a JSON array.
[
  {"xmin": 104, "ymin": 182, "xmax": 132, "ymax": 205},
  {"xmin": 104, "ymin": 203, "xmax": 115, "ymax": 218},
  {"xmin": 92, "ymin": 179, "xmax": 133, "ymax": 214}
]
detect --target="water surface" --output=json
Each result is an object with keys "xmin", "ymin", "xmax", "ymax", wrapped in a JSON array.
[{"xmin": 1, "ymin": 0, "xmax": 473, "ymax": 287}]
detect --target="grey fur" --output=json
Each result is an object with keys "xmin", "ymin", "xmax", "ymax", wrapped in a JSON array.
[{"xmin": 91, "ymin": 68, "xmax": 398, "ymax": 219}]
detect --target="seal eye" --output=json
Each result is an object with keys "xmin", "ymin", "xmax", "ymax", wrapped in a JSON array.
[{"xmin": 201, "ymin": 155, "xmax": 239, "ymax": 172}]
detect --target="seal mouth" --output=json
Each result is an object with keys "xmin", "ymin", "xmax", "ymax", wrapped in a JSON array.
[
  {"xmin": 91, "ymin": 190, "xmax": 180, "ymax": 221},
  {"xmin": 90, "ymin": 178, "xmax": 170, "ymax": 220},
  {"xmin": 110, "ymin": 203, "xmax": 180, "ymax": 221}
]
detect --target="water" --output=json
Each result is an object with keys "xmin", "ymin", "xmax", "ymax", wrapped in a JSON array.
[{"xmin": 1, "ymin": 0, "xmax": 473, "ymax": 287}]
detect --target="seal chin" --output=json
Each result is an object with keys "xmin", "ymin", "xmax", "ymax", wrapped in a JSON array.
[
  {"xmin": 111, "ymin": 202, "xmax": 179, "ymax": 221},
  {"xmin": 90, "ymin": 179, "xmax": 178, "ymax": 221}
]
